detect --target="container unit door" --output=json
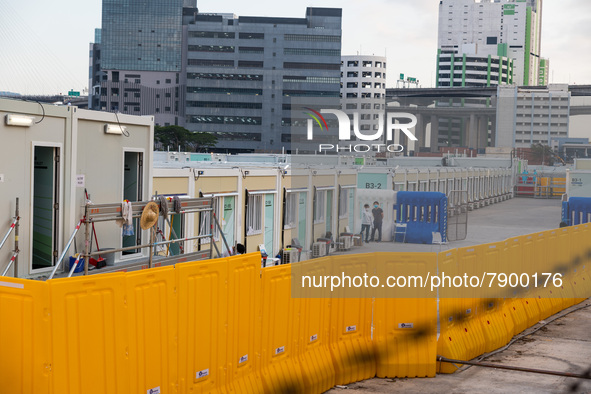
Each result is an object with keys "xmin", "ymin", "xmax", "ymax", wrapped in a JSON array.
[
  {"xmin": 32, "ymin": 146, "xmax": 60, "ymax": 271},
  {"xmin": 264, "ymin": 194, "xmax": 274, "ymax": 257},
  {"xmin": 325, "ymin": 190, "xmax": 333, "ymax": 236},
  {"xmin": 298, "ymin": 192, "xmax": 307, "ymax": 247},
  {"xmin": 348, "ymin": 189, "xmax": 355, "ymax": 234},
  {"xmin": 222, "ymin": 196, "xmax": 235, "ymax": 248},
  {"xmin": 122, "ymin": 152, "xmax": 143, "ymax": 255}
]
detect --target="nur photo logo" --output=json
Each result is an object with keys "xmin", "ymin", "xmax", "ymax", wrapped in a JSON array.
[{"xmin": 303, "ymin": 108, "xmax": 419, "ymax": 153}]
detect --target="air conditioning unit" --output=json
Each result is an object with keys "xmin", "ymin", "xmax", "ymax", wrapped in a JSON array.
[
  {"xmin": 282, "ymin": 249, "xmax": 300, "ymax": 264},
  {"xmin": 312, "ymin": 242, "xmax": 327, "ymax": 258},
  {"xmin": 338, "ymin": 236, "xmax": 352, "ymax": 251}
]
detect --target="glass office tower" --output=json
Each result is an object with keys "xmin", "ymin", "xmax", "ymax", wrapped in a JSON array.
[{"xmin": 101, "ymin": 0, "xmax": 184, "ymax": 72}]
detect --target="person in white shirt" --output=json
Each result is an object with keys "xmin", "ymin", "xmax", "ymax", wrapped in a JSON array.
[{"xmin": 361, "ymin": 204, "xmax": 372, "ymax": 243}]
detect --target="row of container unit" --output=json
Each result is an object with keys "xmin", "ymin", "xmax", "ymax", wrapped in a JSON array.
[
  {"xmin": 0, "ymin": 98, "xmax": 154, "ymax": 279},
  {"xmin": 389, "ymin": 167, "xmax": 514, "ymax": 210},
  {"xmin": 152, "ymin": 164, "xmax": 515, "ymax": 261}
]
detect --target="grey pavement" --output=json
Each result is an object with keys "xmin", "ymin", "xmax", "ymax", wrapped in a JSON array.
[{"xmin": 336, "ymin": 197, "xmax": 563, "ymax": 255}]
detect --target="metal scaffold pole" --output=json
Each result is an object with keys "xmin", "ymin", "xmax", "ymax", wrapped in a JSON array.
[{"xmin": 14, "ymin": 198, "xmax": 19, "ymax": 277}]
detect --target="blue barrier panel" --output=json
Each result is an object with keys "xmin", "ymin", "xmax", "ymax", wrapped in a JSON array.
[
  {"xmin": 394, "ymin": 192, "xmax": 447, "ymax": 244},
  {"xmin": 562, "ymin": 197, "xmax": 591, "ymax": 226}
]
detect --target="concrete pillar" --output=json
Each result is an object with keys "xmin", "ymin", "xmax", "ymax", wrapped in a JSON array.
[
  {"xmin": 468, "ymin": 114, "xmax": 477, "ymax": 149},
  {"xmin": 478, "ymin": 115, "xmax": 488, "ymax": 150},
  {"xmin": 490, "ymin": 117, "xmax": 497, "ymax": 147},
  {"xmin": 430, "ymin": 115, "xmax": 439, "ymax": 153},
  {"xmin": 415, "ymin": 113, "xmax": 426, "ymax": 151}
]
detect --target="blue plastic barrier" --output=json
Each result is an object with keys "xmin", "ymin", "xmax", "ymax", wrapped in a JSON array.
[
  {"xmin": 562, "ymin": 197, "xmax": 591, "ymax": 226},
  {"xmin": 394, "ymin": 192, "xmax": 448, "ymax": 244}
]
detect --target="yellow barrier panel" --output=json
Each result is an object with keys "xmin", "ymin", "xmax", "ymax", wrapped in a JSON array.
[
  {"xmin": 260, "ymin": 264, "xmax": 305, "ymax": 393},
  {"xmin": 329, "ymin": 254, "xmax": 376, "ymax": 386},
  {"xmin": 295, "ymin": 258, "xmax": 336, "ymax": 394},
  {"xmin": 519, "ymin": 234, "xmax": 543, "ymax": 328},
  {"xmin": 501, "ymin": 237, "xmax": 528, "ymax": 335},
  {"xmin": 554, "ymin": 227, "xmax": 577, "ymax": 308},
  {"xmin": 125, "ymin": 267, "xmax": 178, "ymax": 394},
  {"xmin": 529, "ymin": 231, "xmax": 554, "ymax": 320},
  {"xmin": 0, "ymin": 277, "xmax": 51, "ymax": 393},
  {"xmin": 569, "ymin": 225, "xmax": 588, "ymax": 304},
  {"xmin": 226, "ymin": 254, "xmax": 263, "ymax": 393},
  {"xmin": 436, "ymin": 249, "xmax": 470, "ymax": 373},
  {"xmin": 478, "ymin": 243, "xmax": 511, "ymax": 353},
  {"xmin": 574, "ymin": 224, "xmax": 591, "ymax": 298},
  {"xmin": 455, "ymin": 247, "xmax": 486, "ymax": 358},
  {"xmin": 543, "ymin": 230, "xmax": 573, "ymax": 314},
  {"xmin": 176, "ymin": 257, "xmax": 229, "ymax": 394},
  {"xmin": 49, "ymin": 273, "xmax": 130, "ymax": 394},
  {"xmin": 374, "ymin": 253, "xmax": 437, "ymax": 378}
]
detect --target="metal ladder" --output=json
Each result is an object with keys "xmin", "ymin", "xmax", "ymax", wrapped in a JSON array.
[{"xmin": 0, "ymin": 198, "xmax": 20, "ymax": 277}]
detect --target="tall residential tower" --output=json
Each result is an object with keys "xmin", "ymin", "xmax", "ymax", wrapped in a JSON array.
[{"xmin": 436, "ymin": 0, "xmax": 546, "ymax": 87}]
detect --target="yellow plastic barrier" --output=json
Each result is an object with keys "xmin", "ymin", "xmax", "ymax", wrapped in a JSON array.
[
  {"xmin": 478, "ymin": 243, "xmax": 511, "ymax": 353},
  {"xmin": 49, "ymin": 273, "xmax": 130, "ymax": 394},
  {"xmin": 226, "ymin": 254, "xmax": 263, "ymax": 393},
  {"xmin": 0, "ymin": 277, "xmax": 51, "ymax": 393},
  {"xmin": 574, "ymin": 225, "xmax": 591, "ymax": 298},
  {"xmin": 295, "ymin": 258, "xmax": 336, "ymax": 394},
  {"xmin": 519, "ymin": 234, "xmax": 543, "ymax": 327},
  {"xmin": 529, "ymin": 231, "xmax": 554, "ymax": 320},
  {"xmin": 455, "ymin": 247, "xmax": 486, "ymax": 358},
  {"xmin": 260, "ymin": 264, "xmax": 305, "ymax": 393},
  {"xmin": 436, "ymin": 250, "xmax": 468, "ymax": 373},
  {"xmin": 542, "ymin": 230, "xmax": 573, "ymax": 314},
  {"xmin": 328, "ymin": 254, "xmax": 376, "ymax": 385},
  {"xmin": 176, "ymin": 257, "xmax": 229, "ymax": 394},
  {"xmin": 373, "ymin": 252, "xmax": 437, "ymax": 378},
  {"xmin": 500, "ymin": 237, "xmax": 529, "ymax": 335},
  {"xmin": 2, "ymin": 225, "xmax": 590, "ymax": 393},
  {"xmin": 126, "ymin": 267, "xmax": 178, "ymax": 394}
]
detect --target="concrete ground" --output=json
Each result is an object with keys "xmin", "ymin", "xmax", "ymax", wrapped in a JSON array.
[
  {"xmin": 325, "ymin": 198, "xmax": 591, "ymax": 393},
  {"xmin": 337, "ymin": 197, "xmax": 563, "ymax": 254},
  {"xmin": 326, "ymin": 298, "xmax": 591, "ymax": 394}
]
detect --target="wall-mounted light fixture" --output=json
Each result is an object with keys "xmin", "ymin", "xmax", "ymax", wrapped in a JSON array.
[
  {"xmin": 104, "ymin": 124, "xmax": 127, "ymax": 135},
  {"xmin": 5, "ymin": 114, "xmax": 34, "ymax": 127}
]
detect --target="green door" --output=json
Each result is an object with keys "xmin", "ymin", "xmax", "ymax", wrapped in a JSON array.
[
  {"xmin": 298, "ymin": 192, "xmax": 307, "ymax": 246},
  {"xmin": 32, "ymin": 146, "xmax": 59, "ymax": 269},
  {"xmin": 223, "ymin": 196, "xmax": 235, "ymax": 248},
  {"xmin": 326, "ymin": 190, "xmax": 333, "ymax": 236},
  {"xmin": 264, "ymin": 194, "xmax": 274, "ymax": 256},
  {"xmin": 123, "ymin": 152, "xmax": 142, "ymax": 254}
]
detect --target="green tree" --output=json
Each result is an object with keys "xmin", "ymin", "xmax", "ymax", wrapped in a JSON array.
[
  {"xmin": 530, "ymin": 143, "xmax": 555, "ymax": 166},
  {"xmin": 154, "ymin": 126, "xmax": 217, "ymax": 152}
]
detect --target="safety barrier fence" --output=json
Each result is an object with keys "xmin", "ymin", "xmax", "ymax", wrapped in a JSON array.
[
  {"xmin": 515, "ymin": 177, "xmax": 566, "ymax": 198},
  {"xmin": 0, "ymin": 224, "xmax": 589, "ymax": 393}
]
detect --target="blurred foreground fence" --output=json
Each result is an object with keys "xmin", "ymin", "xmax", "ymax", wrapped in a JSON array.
[{"xmin": 0, "ymin": 224, "xmax": 590, "ymax": 393}]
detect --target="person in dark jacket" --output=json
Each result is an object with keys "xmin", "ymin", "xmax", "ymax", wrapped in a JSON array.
[{"xmin": 370, "ymin": 201, "xmax": 384, "ymax": 242}]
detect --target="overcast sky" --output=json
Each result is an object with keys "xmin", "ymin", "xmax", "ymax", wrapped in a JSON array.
[{"xmin": 0, "ymin": 0, "xmax": 588, "ymax": 95}]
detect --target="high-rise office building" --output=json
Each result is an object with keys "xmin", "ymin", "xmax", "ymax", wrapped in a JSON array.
[
  {"xmin": 496, "ymin": 84, "xmax": 570, "ymax": 148},
  {"xmin": 436, "ymin": 0, "xmax": 545, "ymax": 87},
  {"xmin": 90, "ymin": 0, "xmax": 197, "ymax": 126},
  {"xmin": 89, "ymin": 3, "xmax": 342, "ymax": 153},
  {"xmin": 184, "ymin": 8, "xmax": 342, "ymax": 153},
  {"xmin": 340, "ymin": 55, "xmax": 387, "ymax": 136}
]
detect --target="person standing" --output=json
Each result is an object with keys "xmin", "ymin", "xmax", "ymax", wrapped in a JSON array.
[
  {"xmin": 361, "ymin": 204, "xmax": 372, "ymax": 243},
  {"xmin": 371, "ymin": 201, "xmax": 384, "ymax": 242}
]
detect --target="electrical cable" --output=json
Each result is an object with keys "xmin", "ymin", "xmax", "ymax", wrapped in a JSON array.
[
  {"xmin": 35, "ymin": 101, "xmax": 45, "ymax": 124},
  {"xmin": 114, "ymin": 111, "xmax": 130, "ymax": 137}
]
